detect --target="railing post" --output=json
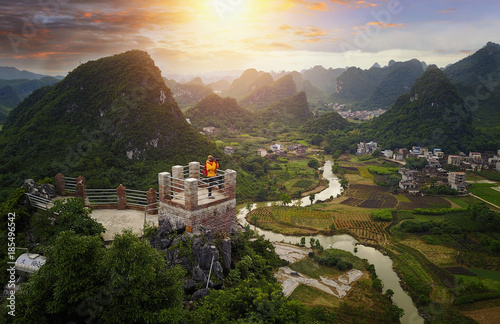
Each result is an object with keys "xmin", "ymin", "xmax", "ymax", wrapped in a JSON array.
[
  {"xmin": 185, "ymin": 178, "xmax": 198, "ymax": 210},
  {"xmin": 172, "ymin": 165, "xmax": 184, "ymax": 194},
  {"xmin": 75, "ymin": 176, "xmax": 86, "ymax": 203},
  {"xmin": 224, "ymin": 169, "xmax": 237, "ymax": 199},
  {"xmin": 117, "ymin": 184, "xmax": 126, "ymax": 210},
  {"xmin": 55, "ymin": 173, "xmax": 65, "ymax": 195},
  {"xmin": 189, "ymin": 162, "xmax": 201, "ymax": 179},
  {"xmin": 158, "ymin": 172, "xmax": 171, "ymax": 202},
  {"xmin": 146, "ymin": 188, "xmax": 157, "ymax": 215}
]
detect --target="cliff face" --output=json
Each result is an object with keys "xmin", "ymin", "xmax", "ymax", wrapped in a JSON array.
[{"xmin": 150, "ymin": 219, "xmax": 233, "ymax": 300}]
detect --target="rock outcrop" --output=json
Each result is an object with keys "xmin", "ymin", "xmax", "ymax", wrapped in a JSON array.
[{"xmin": 150, "ymin": 218, "xmax": 233, "ymax": 300}]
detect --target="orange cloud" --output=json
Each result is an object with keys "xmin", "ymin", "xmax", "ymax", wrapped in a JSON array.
[
  {"xmin": 295, "ymin": 26, "xmax": 327, "ymax": 37},
  {"xmin": 307, "ymin": 2, "xmax": 329, "ymax": 11},
  {"xmin": 366, "ymin": 22, "xmax": 404, "ymax": 28},
  {"xmin": 356, "ymin": 1, "xmax": 378, "ymax": 7},
  {"xmin": 440, "ymin": 9, "xmax": 457, "ymax": 13},
  {"xmin": 279, "ymin": 24, "xmax": 293, "ymax": 31}
]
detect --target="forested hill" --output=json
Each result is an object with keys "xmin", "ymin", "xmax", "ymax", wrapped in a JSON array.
[
  {"xmin": 365, "ymin": 66, "xmax": 489, "ymax": 152},
  {"xmin": 184, "ymin": 94, "xmax": 254, "ymax": 131},
  {"xmin": 257, "ymin": 91, "xmax": 313, "ymax": 127},
  {"xmin": 331, "ymin": 59, "xmax": 425, "ymax": 110},
  {"xmin": 444, "ymin": 41, "xmax": 500, "ymax": 140},
  {"xmin": 239, "ymin": 74, "xmax": 297, "ymax": 110},
  {"xmin": 0, "ymin": 50, "xmax": 222, "ymax": 190}
]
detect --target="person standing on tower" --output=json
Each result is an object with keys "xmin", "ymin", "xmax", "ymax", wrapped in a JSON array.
[{"xmin": 204, "ymin": 155, "xmax": 219, "ymax": 199}]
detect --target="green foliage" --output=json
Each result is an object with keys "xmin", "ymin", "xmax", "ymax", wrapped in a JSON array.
[
  {"xmin": 258, "ymin": 92, "xmax": 313, "ymax": 127},
  {"xmin": 364, "ymin": 67, "xmax": 487, "ymax": 152},
  {"xmin": 301, "ymin": 111, "xmax": 350, "ymax": 135},
  {"xmin": 8, "ymin": 230, "xmax": 187, "ymax": 323},
  {"xmin": 307, "ymin": 158, "xmax": 320, "ymax": 169},
  {"xmin": 371, "ymin": 209, "xmax": 393, "ymax": 222},
  {"xmin": 367, "ymin": 165, "xmax": 399, "ymax": 175},
  {"xmin": 314, "ymin": 249, "xmax": 366, "ymax": 272},
  {"xmin": 280, "ymin": 193, "xmax": 291, "ymax": 206},
  {"xmin": 32, "ymin": 198, "xmax": 105, "ymax": 243},
  {"xmin": 0, "ymin": 188, "xmax": 31, "ymax": 285},
  {"xmin": 184, "ymin": 93, "xmax": 254, "ymax": 131},
  {"xmin": 404, "ymin": 157, "xmax": 428, "ymax": 170},
  {"xmin": 395, "ymin": 220, "xmax": 462, "ymax": 235}
]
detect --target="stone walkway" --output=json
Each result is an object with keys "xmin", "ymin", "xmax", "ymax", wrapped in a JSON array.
[{"xmin": 91, "ymin": 209, "xmax": 158, "ymax": 241}]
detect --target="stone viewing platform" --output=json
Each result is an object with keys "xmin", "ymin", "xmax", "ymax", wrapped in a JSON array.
[{"xmin": 158, "ymin": 162, "xmax": 239, "ymax": 234}]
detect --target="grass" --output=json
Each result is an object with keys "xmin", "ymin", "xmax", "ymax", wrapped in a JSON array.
[
  {"xmin": 470, "ymin": 186, "xmax": 500, "ymax": 206},
  {"xmin": 395, "ymin": 195, "xmax": 411, "ymax": 202},
  {"xmin": 289, "ymin": 284, "xmax": 340, "ymax": 308},
  {"xmin": 455, "ymin": 268, "xmax": 500, "ymax": 292},
  {"xmin": 447, "ymin": 196, "xmax": 486, "ymax": 208},
  {"xmin": 289, "ymin": 257, "xmax": 344, "ymax": 279}
]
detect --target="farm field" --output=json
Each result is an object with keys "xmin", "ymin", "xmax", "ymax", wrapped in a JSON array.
[
  {"xmin": 400, "ymin": 236, "xmax": 457, "ymax": 267},
  {"xmin": 340, "ymin": 184, "xmax": 451, "ymax": 210},
  {"xmin": 470, "ymin": 185, "xmax": 500, "ymax": 207},
  {"xmin": 246, "ymin": 206, "xmax": 389, "ymax": 244}
]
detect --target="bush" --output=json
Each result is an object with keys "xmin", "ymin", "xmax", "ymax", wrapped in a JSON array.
[{"xmin": 372, "ymin": 209, "xmax": 393, "ymax": 222}]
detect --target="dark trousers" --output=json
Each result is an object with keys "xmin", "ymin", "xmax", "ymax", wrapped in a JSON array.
[{"xmin": 207, "ymin": 177, "xmax": 215, "ymax": 196}]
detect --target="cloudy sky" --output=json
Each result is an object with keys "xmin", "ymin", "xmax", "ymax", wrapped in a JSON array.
[{"xmin": 1, "ymin": 0, "xmax": 499, "ymax": 77}]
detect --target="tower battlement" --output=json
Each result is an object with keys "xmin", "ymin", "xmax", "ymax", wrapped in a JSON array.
[{"xmin": 158, "ymin": 162, "xmax": 238, "ymax": 234}]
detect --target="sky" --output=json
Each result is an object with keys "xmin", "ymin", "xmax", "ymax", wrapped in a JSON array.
[{"xmin": 1, "ymin": 0, "xmax": 499, "ymax": 78}]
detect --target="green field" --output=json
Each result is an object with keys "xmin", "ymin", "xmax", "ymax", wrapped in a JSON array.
[
  {"xmin": 455, "ymin": 268, "xmax": 500, "ymax": 292},
  {"xmin": 470, "ymin": 186, "xmax": 500, "ymax": 206}
]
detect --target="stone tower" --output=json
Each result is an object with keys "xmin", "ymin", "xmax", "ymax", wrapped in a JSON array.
[{"xmin": 158, "ymin": 162, "xmax": 239, "ymax": 234}]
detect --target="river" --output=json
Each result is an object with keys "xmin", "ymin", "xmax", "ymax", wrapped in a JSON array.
[{"xmin": 236, "ymin": 160, "xmax": 424, "ymax": 324}]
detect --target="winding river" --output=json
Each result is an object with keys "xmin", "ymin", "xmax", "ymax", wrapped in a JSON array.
[{"xmin": 237, "ymin": 160, "xmax": 424, "ymax": 324}]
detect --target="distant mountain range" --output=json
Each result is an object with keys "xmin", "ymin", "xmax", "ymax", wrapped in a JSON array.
[
  {"xmin": 0, "ymin": 66, "xmax": 64, "ymax": 80},
  {"xmin": 0, "ymin": 77, "xmax": 61, "ymax": 124}
]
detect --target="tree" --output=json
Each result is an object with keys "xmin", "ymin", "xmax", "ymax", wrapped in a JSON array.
[
  {"xmin": 308, "ymin": 159, "xmax": 320, "ymax": 170},
  {"xmin": 309, "ymin": 193, "xmax": 316, "ymax": 205},
  {"xmin": 11, "ymin": 230, "xmax": 187, "ymax": 324},
  {"xmin": 12, "ymin": 231, "xmax": 106, "ymax": 323},
  {"xmin": 310, "ymin": 237, "xmax": 316, "ymax": 248},
  {"xmin": 300, "ymin": 237, "xmax": 306, "ymax": 246},
  {"xmin": 340, "ymin": 178, "xmax": 349, "ymax": 190},
  {"xmin": 280, "ymin": 193, "xmax": 291, "ymax": 206},
  {"xmin": 385, "ymin": 289, "xmax": 394, "ymax": 298},
  {"xmin": 97, "ymin": 230, "xmax": 186, "ymax": 323},
  {"xmin": 32, "ymin": 198, "xmax": 105, "ymax": 243}
]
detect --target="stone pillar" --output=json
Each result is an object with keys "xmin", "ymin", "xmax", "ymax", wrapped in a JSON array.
[
  {"xmin": 158, "ymin": 172, "xmax": 171, "ymax": 202},
  {"xmin": 189, "ymin": 161, "xmax": 201, "ymax": 180},
  {"xmin": 75, "ymin": 176, "xmax": 86, "ymax": 202},
  {"xmin": 185, "ymin": 178, "xmax": 198, "ymax": 210},
  {"xmin": 172, "ymin": 165, "xmax": 184, "ymax": 194},
  {"xmin": 117, "ymin": 184, "xmax": 126, "ymax": 210},
  {"xmin": 55, "ymin": 173, "xmax": 65, "ymax": 195},
  {"xmin": 224, "ymin": 169, "xmax": 237, "ymax": 199},
  {"xmin": 146, "ymin": 188, "xmax": 157, "ymax": 215}
]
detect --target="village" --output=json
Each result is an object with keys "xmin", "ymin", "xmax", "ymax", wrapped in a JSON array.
[{"xmin": 357, "ymin": 141, "xmax": 500, "ymax": 196}]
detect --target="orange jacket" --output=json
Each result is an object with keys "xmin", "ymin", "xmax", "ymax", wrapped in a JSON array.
[{"xmin": 205, "ymin": 160, "xmax": 219, "ymax": 177}]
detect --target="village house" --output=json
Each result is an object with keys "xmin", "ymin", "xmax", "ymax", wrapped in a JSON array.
[
  {"xmin": 270, "ymin": 143, "xmax": 284, "ymax": 153},
  {"xmin": 433, "ymin": 148, "xmax": 444, "ymax": 159},
  {"xmin": 448, "ymin": 172, "xmax": 467, "ymax": 195},
  {"xmin": 382, "ymin": 150, "xmax": 393, "ymax": 159},
  {"xmin": 356, "ymin": 141, "xmax": 378, "ymax": 155},
  {"xmin": 257, "ymin": 149, "xmax": 268, "ymax": 157},
  {"xmin": 223, "ymin": 146, "xmax": 234, "ymax": 156},
  {"xmin": 469, "ymin": 151, "xmax": 482, "ymax": 162},
  {"xmin": 202, "ymin": 126, "xmax": 219, "ymax": 135}
]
